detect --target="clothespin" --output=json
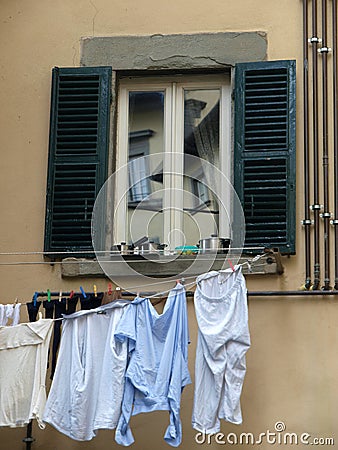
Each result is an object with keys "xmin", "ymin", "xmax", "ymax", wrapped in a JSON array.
[
  {"xmin": 47, "ymin": 289, "xmax": 51, "ymax": 302},
  {"xmin": 93, "ymin": 285, "xmax": 97, "ymax": 298},
  {"xmin": 228, "ymin": 259, "xmax": 235, "ymax": 272},
  {"xmin": 114, "ymin": 286, "xmax": 122, "ymax": 300},
  {"xmin": 69, "ymin": 290, "xmax": 75, "ymax": 299},
  {"xmin": 33, "ymin": 292, "xmax": 38, "ymax": 307},
  {"xmin": 59, "ymin": 290, "xmax": 63, "ymax": 302},
  {"xmin": 108, "ymin": 283, "xmax": 112, "ymax": 295},
  {"xmin": 13, "ymin": 297, "xmax": 18, "ymax": 308},
  {"xmin": 80, "ymin": 286, "xmax": 87, "ymax": 299}
]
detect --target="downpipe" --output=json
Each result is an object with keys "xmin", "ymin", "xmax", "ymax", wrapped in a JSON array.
[
  {"xmin": 310, "ymin": 0, "xmax": 321, "ymax": 290},
  {"xmin": 302, "ymin": 0, "xmax": 312, "ymax": 289},
  {"xmin": 319, "ymin": 0, "xmax": 332, "ymax": 290},
  {"xmin": 332, "ymin": 0, "xmax": 338, "ymax": 290}
]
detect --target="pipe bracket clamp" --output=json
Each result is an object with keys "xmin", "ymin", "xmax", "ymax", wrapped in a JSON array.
[
  {"xmin": 301, "ymin": 219, "xmax": 313, "ymax": 226},
  {"xmin": 22, "ymin": 437, "xmax": 35, "ymax": 444},
  {"xmin": 330, "ymin": 219, "xmax": 338, "ymax": 225},
  {"xmin": 318, "ymin": 46, "xmax": 332, "ymax": 53},
  {"xmin": 320, "ymin": 212, "xmax": 332, "ymax": 218},
  {"xmin": 308, "ymin": 36, "xmax": 322, "ymax": 44},
  {"xmin": 310, "ymin": 204, "xmax": 322, "ymax": 211}
]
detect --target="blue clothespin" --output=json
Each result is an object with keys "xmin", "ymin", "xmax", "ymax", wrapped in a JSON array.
[
  {"xmin": 33, "ymin": 292, "xmax": 38, "ymax": 307},
  {"xmin": 80, "ymin": 286, "xmax": 87, "ymax": 298}
]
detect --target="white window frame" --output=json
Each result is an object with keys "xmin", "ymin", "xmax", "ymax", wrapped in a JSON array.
[{"xmin": 115, "ymin": 75, "xmax": 231, "ymax": 250}]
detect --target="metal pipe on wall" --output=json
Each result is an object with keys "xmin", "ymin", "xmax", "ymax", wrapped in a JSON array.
[
  {"xmin": 332, "ymin": 0, "xmax": 338, "ymax": 290},
  {"xmin": 302, "ymin": 0, "xmax": 312, "ymax": 289},
  {"xmin": 22, "ymin": 421, "xmax": 34, "ymax": 450},
  {"xmin": 319, "ymin": 0, "xmax": 331, "ymax": 289},
  {"xmin": 310, "ymin": 0, "xmax": 321, "ymax": 290}
]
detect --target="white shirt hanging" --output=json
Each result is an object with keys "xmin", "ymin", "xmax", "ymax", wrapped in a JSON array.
[
  {"xmin": 0, "ymin": 303, "xmax": 21, "ymax": 326},
  {"xmin": 0, "ymin": 319, "xmax": 53, "ymax": 428},
  {"xmin": 192, "ymin": 266, "xmax": 251, "ymax": 434},
  {"xmin": 43, "ymin": 300, "xmax": 130, "ymax": 441}
]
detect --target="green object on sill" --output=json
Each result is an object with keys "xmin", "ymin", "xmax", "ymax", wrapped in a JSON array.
[{"xmin": 175, "ymin": 245, "xmax": 199, "ymax": 255}]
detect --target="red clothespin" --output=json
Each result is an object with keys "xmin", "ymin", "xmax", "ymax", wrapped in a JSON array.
[
  {"xmin": 69, "ymin": 290, "xmax": 75, "ymax": 299},
  {"xmin": 108, "ymin": 283, "xmax": 113, "ymax": 295},
  {"xmin": 228, "ymin": 259, "xmax": 235, "ymax": 272}
]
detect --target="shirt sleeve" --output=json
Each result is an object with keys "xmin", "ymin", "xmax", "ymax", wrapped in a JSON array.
[{"xmin": 114, "ymin": 303, "xmax": 137, "ymax": 353}]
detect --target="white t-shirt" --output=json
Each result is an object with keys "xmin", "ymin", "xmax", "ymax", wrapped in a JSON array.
[{"xmin": 0, "ymin": 319, "xmax": 54, "ymax": 428}]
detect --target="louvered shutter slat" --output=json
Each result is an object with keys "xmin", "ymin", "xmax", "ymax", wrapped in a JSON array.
[
  {"xmin": 44, "ymin": 67, "xmax": 111, "ymax": 255},
  {"xmin": 234, "ymin": 60, "xmax": 296, "ymax": 254}
]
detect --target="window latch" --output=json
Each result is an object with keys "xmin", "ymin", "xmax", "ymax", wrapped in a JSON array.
[{"xmin": 250, "ymin": 195, "xmax": 255, "ymax": 217}]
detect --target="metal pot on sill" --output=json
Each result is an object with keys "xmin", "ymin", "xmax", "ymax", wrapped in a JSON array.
[
  {"xmin": 120, "ymin": 242, "xmax": 132, "ymax": 255},
  {"xmin": 136, "ymin": 241, "xmax": 167, "ymax": 255},
  {"xmin": 197, "ymin": 235, "xmax": 231, "ymax": 254}
]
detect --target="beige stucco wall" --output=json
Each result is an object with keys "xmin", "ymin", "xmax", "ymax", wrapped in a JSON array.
[{"xmin": 1, "ymin": 0, "xmax": 337, "ymax": 448}]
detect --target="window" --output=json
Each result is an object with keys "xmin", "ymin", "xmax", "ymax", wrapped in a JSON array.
[
  {"xmin": 114, "ymin": 75, "xmax": 231, "ymax": 250},
  {"xmin": 44, "ymin": 60, "xmax": 296, "ymax": 256}
]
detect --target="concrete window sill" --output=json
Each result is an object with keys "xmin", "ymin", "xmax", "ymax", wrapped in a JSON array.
[{"xmin": 61, "ymin": 251, "xmax": 283, "ymax": 278}]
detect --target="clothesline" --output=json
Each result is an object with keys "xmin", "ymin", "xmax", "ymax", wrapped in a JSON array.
[
  {"xmin": 2, "ymin": 254, "xmax": 267, "ymax": 308},
  {"xmin": 0, "ymin": 259, "xmax": 267, "ymax": 267},
  {"xmin": 0, "ymin": 246, "xmax": 266, "ymax": 256},
  {"xmin": 0, "ymin": 247, "xmax": 268, "ymax": 265},
  {"xmin": 34, "ymin": 256, "xmax": 263, "ymax": 297}
]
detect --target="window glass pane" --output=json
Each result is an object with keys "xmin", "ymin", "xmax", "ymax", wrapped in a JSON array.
[
  {"xmin": 127, "ymin": 91, "xmax": 165, "ymax": 246},
  {"xmin": 183, "ymin": 89, "xmax": 221, "ymax": 246}
]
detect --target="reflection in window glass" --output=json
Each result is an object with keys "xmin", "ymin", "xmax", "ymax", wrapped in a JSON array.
[
  {"xmin": 127, "ymin": 92, "xmax": 165, "ymax": 245},
  {"xmin": 183, "ymin": 89, "xmax": 221, "ymax": 244}
]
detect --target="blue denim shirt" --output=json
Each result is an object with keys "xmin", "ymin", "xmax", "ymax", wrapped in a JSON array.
[{"xmin": 114, "ymin": 283, "xmax": 191, "ymax": 447}]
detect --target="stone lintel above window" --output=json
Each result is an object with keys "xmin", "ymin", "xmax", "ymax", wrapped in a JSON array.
[{"xmin": 81, "ymin": 32, "xmax": 267, "ymax": 70}]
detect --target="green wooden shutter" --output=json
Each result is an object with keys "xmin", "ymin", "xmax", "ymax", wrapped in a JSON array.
[
  {"xmin": 234, "ymin": 60, "xmax": 296, "ymax": 254},
  {"xmin": 44, "ymin": 66, "xmax": 112, "ymax": 255}
]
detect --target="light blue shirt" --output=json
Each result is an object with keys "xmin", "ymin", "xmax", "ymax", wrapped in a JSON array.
[{"xmin": 114, "ymin": 283, "xmax": 191, "ymax": 447}]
